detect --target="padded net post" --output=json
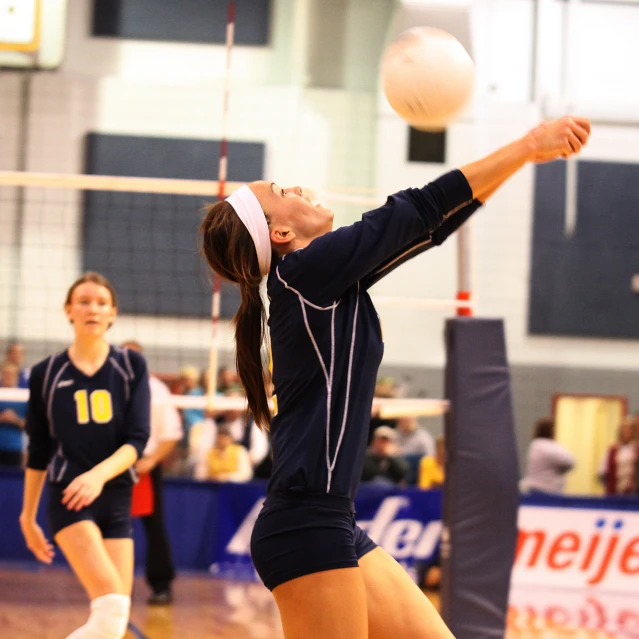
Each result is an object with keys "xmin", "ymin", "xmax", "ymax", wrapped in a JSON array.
[{"xmin": 441, "ymin": 318, "xmax": 519, "ymax": 638}]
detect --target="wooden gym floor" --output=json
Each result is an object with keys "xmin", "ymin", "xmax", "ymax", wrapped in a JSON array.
[{"xmin": 0, "ymin": 564, "xmax": 633, "ymax": 638}]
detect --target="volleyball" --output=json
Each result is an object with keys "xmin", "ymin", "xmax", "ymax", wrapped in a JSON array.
[{"xmin": 381, "ymin": 27, "xmax": 475, "ymax": 131}]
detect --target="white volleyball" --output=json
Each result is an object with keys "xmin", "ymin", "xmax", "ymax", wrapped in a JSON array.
[{"xmin": 381, "ymin": 27, "xmax": 475, "ymax": 130}]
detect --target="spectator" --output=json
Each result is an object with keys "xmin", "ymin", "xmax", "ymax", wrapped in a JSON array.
[
  {"xmin": 217, "ymin": 366, "xmax": 239, "ymax": 394},
  {"xmin": 395, "ymin": 416, "xmax": 435, "ymax": 457},
  {"xmin": 599, "ymin": 416, "xmax": 638, "ymax": 495},
  {"xmin": 368, "ymin": 377, "xmax": 398, "ymax": 444},
  {"xmin": 190, "ymin": 389, "xmax": 269, "ymax": 476},
  {"xmin": 0, "ymin": 360, "xmax": 27, "ymax": 467},
  {"xmin": 200, "ymin": 425, "xmax": 252, "ymax": 483},
  {"xmin": 122, "ymin": 341, "xmax": 182, "ymax": 606},
  {"xmin": 4, "ymin": 343, "xmax": 29, "ymax": 388},
  {"xmin": 179, "ymin": 366, "xmax": 205, "ymax": 436},
  {"xmin": 219, "ymin": 389, "xmax": 269, "ymax": 467},
  {"xmin": 521, "ymin": 418, "xmax": 575, "ymax": 495},
  {"xmin": 361, "ymin": 426, "xmax": 408, "ymax": 485},
  {"xmin": 419, "ymin": 436, "xmax": 445, "ymax": 490}
]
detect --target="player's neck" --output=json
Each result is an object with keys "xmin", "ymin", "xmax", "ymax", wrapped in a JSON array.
[{"xmin": 68, "ymin": 338, "xmax": 110, "ymax": 365}]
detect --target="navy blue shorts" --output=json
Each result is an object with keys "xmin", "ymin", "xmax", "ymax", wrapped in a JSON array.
[
  {"xmin": 250, "ymin": 492, "xmax": 377, "ymax": 591},
  {"xmin": 47, "ymin": 482, "xmax": 133, "ymax": 540}
]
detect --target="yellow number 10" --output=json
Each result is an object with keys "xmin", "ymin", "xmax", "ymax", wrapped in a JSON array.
[{"xmin": 74, "ymin": 390, "xmax": 113, "ymax": 424}]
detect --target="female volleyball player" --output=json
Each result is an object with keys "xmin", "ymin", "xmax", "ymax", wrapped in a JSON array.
[
  {"xmin": 200, "ymin": 116, "xmax": 590, "ymax": 639},
  {"xmin": 19, "ymin": 272, "xmax": 150, "ymax": 639}
]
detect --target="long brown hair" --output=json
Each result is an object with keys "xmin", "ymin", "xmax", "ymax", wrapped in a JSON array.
[{"xmin": 199, "ymin": 201, "xmax": 271, "ymax": 429}]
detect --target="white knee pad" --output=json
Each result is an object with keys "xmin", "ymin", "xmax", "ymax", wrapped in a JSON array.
[
  {"xmin": 83, "ymin": 593, "xmax": 131, "ymax": 639},
  {"xmin": 64, "ymin": 626, "xmax": 88, "ymax": 639}
]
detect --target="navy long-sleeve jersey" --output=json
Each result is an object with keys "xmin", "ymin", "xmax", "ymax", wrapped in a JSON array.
[
  {"xmin": 266, "ymin": 169, "xmax": 481, "ymax": 500},
  {"xmin": 26, "ymin": 345, "xmax": 150, "ymax": 487}
]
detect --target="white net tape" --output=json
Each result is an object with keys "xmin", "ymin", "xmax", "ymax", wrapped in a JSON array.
[{"xmin": 0, "ymin": 388, "xmax": 448, "ymax": 418}]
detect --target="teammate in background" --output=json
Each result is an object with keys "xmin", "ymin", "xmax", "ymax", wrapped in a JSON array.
[
  {"xmin": 19, "ymin": 272, "xmax": 150, "ymax": 639},
  {"xmin": 121, "ymin": 340, "xmax": 182, "ymax": 606},
  {"xmin": 200, "ymin": 117, "xmax": 590, "ymax": 639}
]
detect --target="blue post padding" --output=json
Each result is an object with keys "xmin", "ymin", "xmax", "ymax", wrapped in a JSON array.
[{"xmin": 441, "ymin": 318, "xmax": 520, "ymax": 639}]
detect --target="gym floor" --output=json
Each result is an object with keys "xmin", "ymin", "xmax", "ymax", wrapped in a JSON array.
[{"xmin": 0, "ymin": 564, "xmax": 633, "ymax": 638}]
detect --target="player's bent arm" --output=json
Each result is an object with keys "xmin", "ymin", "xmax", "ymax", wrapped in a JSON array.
[
  {"xmin": 20, "ymin": 468, "xmax": 48, "ymax": 522},
  {"xmin": 91, "ymin": 443, "xmax": 139, "ymax": 484}
]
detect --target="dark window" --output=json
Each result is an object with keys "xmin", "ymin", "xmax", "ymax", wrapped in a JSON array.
[
  {"xmin": 92, "ymin": 0, "xmax": 271, "ymax": 46},
  {"xmin": 82, "ymin": 133, "xmax": 265, "ymax": 319},
  {"xmin": 529, "ymin": 160, "xmax": 639, "ymax": 339},
  {"xmin": 407, "ymin": 127, "xmax": 446, "ymax": 164}
]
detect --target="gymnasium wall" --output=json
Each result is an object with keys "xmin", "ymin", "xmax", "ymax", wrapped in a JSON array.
[
  {"xmin": 373, "ymin": 0, "xmax": 639, "ymax": 372},
  {"xmin": 0, "ymin": 0, "xmax": 384, "ymax": 352},
  {"xmin": 2, "ymin": 0, "xmax": 639, "ymax": 459}
]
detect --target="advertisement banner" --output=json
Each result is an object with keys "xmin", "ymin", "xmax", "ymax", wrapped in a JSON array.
[
  {"xmin": 512, "ymin": 506, "xmax": 639, "ymax": 594},
  {"xmin": 210, "ymin": 485, "xmax": 442, "ymax": 582}
]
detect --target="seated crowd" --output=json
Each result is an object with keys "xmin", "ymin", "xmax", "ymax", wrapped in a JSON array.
[{"xmin": 4, "ymin": 341, "xmax": 638, "ymax": 496}]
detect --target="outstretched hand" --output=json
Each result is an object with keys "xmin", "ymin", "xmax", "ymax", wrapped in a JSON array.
[{"xmin": 526, "ymin": 116, "xmax": 591, "ymax": 163}]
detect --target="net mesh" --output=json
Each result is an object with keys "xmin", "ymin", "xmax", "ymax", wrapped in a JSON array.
[{"xmin": 0, "ymin": 171, "xmax": 450, "ymax": 419}]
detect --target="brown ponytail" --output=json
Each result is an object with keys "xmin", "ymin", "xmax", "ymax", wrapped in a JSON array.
[{"xmin": 199, "ymin": 201, "xmax": 272, "ymax": 429}]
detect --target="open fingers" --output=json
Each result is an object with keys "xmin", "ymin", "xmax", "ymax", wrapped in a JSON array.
[
  {"xmin": 61, "ymin": 480, "xmax": 78, "ymax": 505},
  {"xmin": 30, "ymin": 531, "xmax": 55, "ymax": 564},
  {"xmin": 66, "ymin": 489, "xmax": 87, "ymax": 511},
  {"xmin": 63, "ymin": 483, "xmax": 86, "ymax": 510},
  {"xmin": 34, "ymin": 543, "xmax": 55, "ymax": 564},
  {"xmin": 571, "ymin": 116, "xmax": 591, "ymax": 134},
  {"xmin": 565, "ymin": 130, "xmax": 583, "ymax": 156},
  {"xmin": 571, "ymin": 121, "xmax": 590, "ymax": 146}
]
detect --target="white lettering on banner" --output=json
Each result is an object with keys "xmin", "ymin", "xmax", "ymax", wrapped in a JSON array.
[
  {"xmin": 513, "ymin": 506, "xmax": 639, "ymax": 593},
  {"xmin": 225, "ymin": 497, "xmax": 265, "ymax": 555},
  {"xmin": 348, "ymin": 496, "xmax": 441, "ymax": 561},
  {"xmin": 224, "ymin": 495, "xmax": 441, "ymax": 563}
]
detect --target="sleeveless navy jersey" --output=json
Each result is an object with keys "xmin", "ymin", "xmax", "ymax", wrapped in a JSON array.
[
  {"xmin": 266, "ymin": 169, "xmax": 481, "ymax": 499},
  {"xmin": 26, "ymin": 345, "xmax": 150, "ymax": 487}
]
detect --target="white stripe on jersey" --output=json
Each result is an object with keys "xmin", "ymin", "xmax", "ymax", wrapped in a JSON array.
[
  {"xmin": 47, "ymin": 362, "xmax": 70, "ymax": 437},
  {"xmin": 275, "ymin": 266, "xmax": 359, "ymax": 493},
  {"xmin": 109, "ymin": 357, "xmax": 131, "ymax": 402},
  {"xmin": 121, "ymin": 348, "xmax": 135, "ymax": 379},
  {"xmin": 42, "ymin": 354, "xmax": 57, "ymax": 402}
]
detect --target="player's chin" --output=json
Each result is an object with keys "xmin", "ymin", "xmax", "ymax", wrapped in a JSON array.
[{"xmin": 80, "ymin": 322, "xmax": 107, "ymax": 336}]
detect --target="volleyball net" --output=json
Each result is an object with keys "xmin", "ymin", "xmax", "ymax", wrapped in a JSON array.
[{"xmin": 0, "ymin": 169, "xmax": 470, "ymax": 417}]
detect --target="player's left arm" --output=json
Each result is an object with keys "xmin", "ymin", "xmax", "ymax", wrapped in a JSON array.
[{"xmin": 63, "ymin": 355, "xmax": 151, "ymax": 511}]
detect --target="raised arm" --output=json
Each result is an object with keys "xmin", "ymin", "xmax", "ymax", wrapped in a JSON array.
[
  {"xmin": 277, "ymin": 117, "xmax": 590, "ymax": 304},
  {"xmin": 461, "ymin": 116, "xmax": 590, "ymax": 202}
]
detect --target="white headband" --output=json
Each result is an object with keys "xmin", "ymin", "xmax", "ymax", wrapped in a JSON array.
[{"xmin": 226, "ymin": 185, "xmax": 272, "ymax": 277}]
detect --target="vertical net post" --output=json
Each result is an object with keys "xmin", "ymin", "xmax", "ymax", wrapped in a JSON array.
[
  {"xmin": 207, "ymin": 1, "xmax": 236, "ymax": 403},
  {"xmin": 456, "ymin": 222, "xmax": 473, "ymax": 316}
]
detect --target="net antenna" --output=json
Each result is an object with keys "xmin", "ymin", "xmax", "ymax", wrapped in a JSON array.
[{"xmin": 207, "ymin": 1, "xmax": 236, "ymax": 409}]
